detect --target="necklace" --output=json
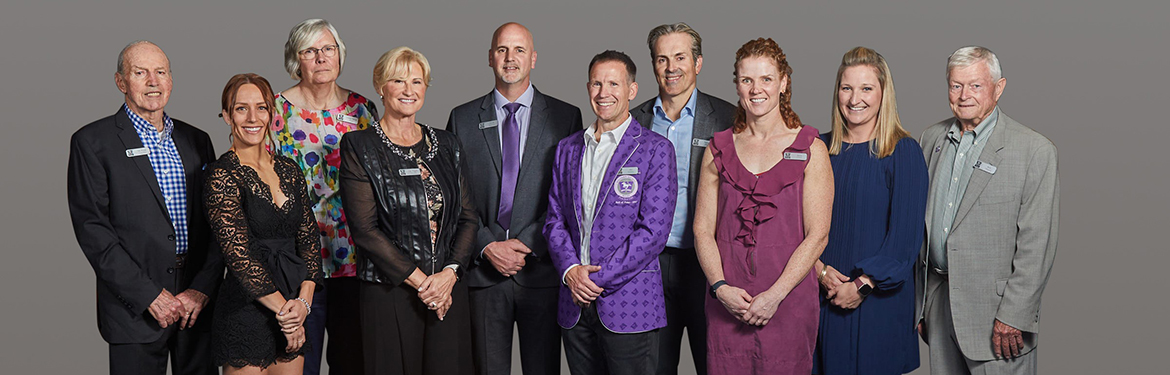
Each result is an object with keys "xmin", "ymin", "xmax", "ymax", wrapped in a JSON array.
[{"xmin": 372, "ymin": 120, "xmax": 438, "ymax": 161}]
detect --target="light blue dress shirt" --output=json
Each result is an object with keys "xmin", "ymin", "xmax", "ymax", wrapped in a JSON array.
[
  {"xmin": 492, "ymin": 83, "xmax": 535, "ymax": 163},
  {"xmin": 928, "ymin": 107, "xmax": 999, "ymax": 272},
  {"xmin": 650, "ymin": 88, "xmax": 698, "ymax": 248}
]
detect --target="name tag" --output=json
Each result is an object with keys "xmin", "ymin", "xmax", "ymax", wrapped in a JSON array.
[
  {"xmin": 340, "ymin": 115, "xmax": 359, "ymax": 124},
  {"xmin": 125, "ymin": 147, "xmax": 150, "ymax": 158},
  {"xmin": 691, "ymin": 138, "xmax": 710, "ymax": 147},
  {"xmin": 974, "ymin": 160, "xmax": 997, "ymax": 174},
  {"xmin": 618, "ymin": 167, "xmax": 639, "ymax": 175},
  {"xmin": 478, "ymin": 120, "xmax": 498, "ymax": 129},
  {"xmin": 398, "ymin": 168, "xmax": 422, "ymax": 177},
  {"xmin": 783, "ymin": 152, "xmax": 808, "ymax": 161}
]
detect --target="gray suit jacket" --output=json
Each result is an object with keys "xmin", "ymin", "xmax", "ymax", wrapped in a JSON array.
[
  {"xmin": 631, "ymin": 89, "xmax": 735, "ymax": 246},
  {"xmin": 448, "ymin": 87, "xmax": 582, "ymax": 288},
  {"xmin": 916, "ymin": 112, "xmax": 1059, "ymax": 361}
]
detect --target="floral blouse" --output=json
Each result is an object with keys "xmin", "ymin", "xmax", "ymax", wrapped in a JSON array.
[{"xmin": 271, "ymin": 91, "xmax": 376, "ymax": 278}]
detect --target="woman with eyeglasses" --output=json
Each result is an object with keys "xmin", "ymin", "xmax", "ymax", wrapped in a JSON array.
[{"xmin": 271, "ymin": 18, "xmax": 377, "ymax": 375}]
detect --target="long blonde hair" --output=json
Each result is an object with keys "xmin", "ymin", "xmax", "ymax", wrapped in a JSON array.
[{"xmin": 828, "ymin": 47, "xmax": 909, "ymax": 158}]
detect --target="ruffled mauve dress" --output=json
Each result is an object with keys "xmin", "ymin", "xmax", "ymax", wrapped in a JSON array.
[{"xmin": 706, "ymin": 125, "xmax": 820, "ymax": 375}]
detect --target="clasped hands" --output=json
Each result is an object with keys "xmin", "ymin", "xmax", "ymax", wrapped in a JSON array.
[
  {"xmin": 713, "ymin": 284, "xmax": 783, "ymax": 327},
  {"xmin": 484, "ymin": 239, "xmax": 532, "ymax": 277},
  {"xmin": 417, "ymin": 268, "xmax": 458, "ymax": 320},
  {"xmin": 565, "ymin": 265, "xmax": 603, "ymax": 308},
  {"xmin": 818, "ymin": 264, "xmax": 869, "ymax": 309},
  {"xmin": 147, "ymin": 289, "xmax": 209, "ymax": 330},
  {"xmin": 277, "ymin": 298, "xmax": 309, "ymax": 353}
]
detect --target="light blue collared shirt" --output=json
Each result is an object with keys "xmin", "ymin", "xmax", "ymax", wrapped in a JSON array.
[
  {"xmin": 650, "ymin": 88, "xmax": 698, "ymax": 248},
  {"xmin": 493, "ymin": 83, "xmax": 535, "ymax": 163},
  {"xmin": 928, "ymin": 107, "xmax": 999, "ymax": 271}
]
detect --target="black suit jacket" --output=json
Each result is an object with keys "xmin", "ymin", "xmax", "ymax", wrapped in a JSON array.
[
  {"xmin": 68, "ymin": 108, "xmax": 222, "ymax": 344},
  {"xmin": 631, "ymin": 90, "xmax": 735, "ymax": 242},
  {"xmin": 447, "ymin": 87, "xmax": 582, "ymax": 288}
]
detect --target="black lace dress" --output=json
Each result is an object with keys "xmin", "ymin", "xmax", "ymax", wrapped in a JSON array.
[{"xmin": 204, "ymin": 151, "xmax": 322, "ymax": 368}]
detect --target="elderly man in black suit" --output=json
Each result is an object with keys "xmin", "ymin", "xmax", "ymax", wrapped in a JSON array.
[
  {"xmin": 629, "ymin": 22, "xmax": 735, "ymax": 375},
  {"xmin": 68, "ymin": 40, "xmax": 221, "ymax": 375},
  {"xmin": 446, "ymin": 22, "xmax": 583, "ymax": 375}
]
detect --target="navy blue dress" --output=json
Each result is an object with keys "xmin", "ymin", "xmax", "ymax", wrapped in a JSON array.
[{"xmin": 813, "ymin": 135, "xmax": 928, "ymax": 375}]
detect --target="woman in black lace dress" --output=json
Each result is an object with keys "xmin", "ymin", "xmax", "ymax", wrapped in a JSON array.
[{"xmin": 205, "ymin": 73, "xmax": 322, "ymax": 374}]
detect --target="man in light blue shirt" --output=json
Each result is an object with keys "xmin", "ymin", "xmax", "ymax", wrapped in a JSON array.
[{"xmin": 630, "ymin": 23, "xmax": 736, "ymax": 375}]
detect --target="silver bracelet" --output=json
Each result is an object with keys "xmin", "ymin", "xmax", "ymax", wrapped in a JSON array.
[{"xmin": 295, "ymin": 297, "xmax": 311, "ymax": 315}]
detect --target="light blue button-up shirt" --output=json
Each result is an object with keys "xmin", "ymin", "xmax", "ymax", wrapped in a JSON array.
[
  {"xmin": 492, "ymin": 83, "xmax": 535, "ymax": 163},
  {"xmin": 651, "ymin": 88, "xmax": 697, "ymax": 248},
  {"xmin": 928, "ymin": 107, "xmax": 999, "ymax": 271}
]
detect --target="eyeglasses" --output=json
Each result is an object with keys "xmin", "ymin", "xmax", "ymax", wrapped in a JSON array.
[{"xmin": 299, "ymin": 44, "xmax": 339, "ymax": 60}]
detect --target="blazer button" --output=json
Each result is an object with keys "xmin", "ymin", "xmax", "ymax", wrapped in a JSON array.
[
  {"xmin": 167, "ymin": 267, "xmax": 174, "ymax": 274},
  {"xmin": 167, "ymin": 234, "xmax": 176, "ymax": 241}
]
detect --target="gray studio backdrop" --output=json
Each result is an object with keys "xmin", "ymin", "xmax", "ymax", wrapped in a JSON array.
[{"xmin": 1, "ymin": 0, "xmax": 1166, "ymax": 373}]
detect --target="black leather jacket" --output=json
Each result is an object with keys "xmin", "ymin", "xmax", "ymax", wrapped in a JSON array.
[{"xmin": 339, "ymin": 124, "xmax": 477, "ymax": 286}]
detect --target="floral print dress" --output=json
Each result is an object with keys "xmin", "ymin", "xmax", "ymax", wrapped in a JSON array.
[{"xmin": 271, "ymin": 91, "xmax": 376, "ymax": 278}]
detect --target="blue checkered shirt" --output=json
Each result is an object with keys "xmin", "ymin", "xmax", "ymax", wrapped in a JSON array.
[{"xmin": 125, "ymin": 105, "xmax": 189, "ymax": 255}]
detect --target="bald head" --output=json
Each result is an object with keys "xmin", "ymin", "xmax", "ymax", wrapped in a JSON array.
[
  {"xmin": 489, "ymin": 22, "xmax": 537, "ymax": 93},
  {"xmin": 117, "ymin": 40, "xmax": 168, "ymax": 75},
  {"xmin": 491, "ymin": 22, "xmax": 534, "ymax": 48}
]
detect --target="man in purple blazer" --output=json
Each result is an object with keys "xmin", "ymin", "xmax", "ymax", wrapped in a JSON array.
[{"xmin": 543, "ymin": 50, "xmax": 677, "ymax": 375}]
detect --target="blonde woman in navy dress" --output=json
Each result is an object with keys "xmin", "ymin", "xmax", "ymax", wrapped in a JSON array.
[{"xmin": 812, "ymin": 47, "xmax": 928, "ymax": 375}]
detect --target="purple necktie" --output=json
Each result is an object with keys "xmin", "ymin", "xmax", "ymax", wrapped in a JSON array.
[{"xmin": 497, "ymin": 102, "xmax": 522, "ymax": 231}]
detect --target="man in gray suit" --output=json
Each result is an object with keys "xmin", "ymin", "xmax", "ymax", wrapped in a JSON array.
[
  {"xmin": 447, "ymin": 22, "xmax": 583, "ymax": 375},
  {"xmin": 629, "ymin": 22, "xmax": 735, "ymax": 375},
  {"xmin": 917, "ymin": 46, "xmax": 1059, "ymax": 374}
]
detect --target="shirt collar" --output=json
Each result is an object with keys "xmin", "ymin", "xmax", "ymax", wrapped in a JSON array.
[
  {"xmin": 493, "ymin": 83, "xmax": 535, "ymax": 112},
  {"xmin": 584, "ymin": 113, "xmax": 634, "ymax": 146},
  {"xmin": 947, "ymin": 106, "xmax": 999, "ymax": 142},
  {"xmin": 124, "ymin": 104, "xmax": 174, "ymax": 140},
  {"xmin": 653, "ymin": 88, "xmax": 698, "ymax": 120}
]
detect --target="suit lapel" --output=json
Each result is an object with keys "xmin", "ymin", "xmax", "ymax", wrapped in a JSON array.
[
  {"xmin": 478, "ymin": 94, "xmax": 504, "ymax": 177},
  {"xmin": 633, "ymin": 100, "xmax": 654, "ymax": 132},
  {"xmin": 567, "ymin": 137, "xmax": 585, "ymax": 232},
  {"xmin": 519, "ymin": 89, "xmax": 549, "ymax": 181},
  {"xmin": 115, "ymin": 111, "xmax": 170, "ymax": 223},
  {"xmin": 923, "ymin": 126, "xmax": 949, "ymax": 231},
  {"xmin": 951, "ymin": 117, "xmax": 1008, "ymax": 229},
  {"xmin": 593, "ymin": 122, "xmax": 642, "ymax": 221}
]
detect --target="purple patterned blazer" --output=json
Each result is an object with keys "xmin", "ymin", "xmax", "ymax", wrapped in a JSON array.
[{"xmin": 543, "ymin": 119, "xmax": 677, "ymax": 333}]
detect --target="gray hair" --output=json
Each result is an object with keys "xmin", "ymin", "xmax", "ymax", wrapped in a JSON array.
[
  {"xmin": 646, "ymin": 22, "xmax": 702, "ymax": 61},
  {"xmin": 947, "ymin": 45, "xmax": 1002, "ymax": 81},
  {"xmin": 284, "ymin": 19, "xmax": 347, "ymax": 81},
  {"xmin": 116, "ymin": 40, "xmax": 160, "ymax": 74}
]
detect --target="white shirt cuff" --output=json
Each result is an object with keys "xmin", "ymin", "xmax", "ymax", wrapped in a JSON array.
[{"xmin": 562, "ymin": 264, "xmax": 581, "ymax": 285}]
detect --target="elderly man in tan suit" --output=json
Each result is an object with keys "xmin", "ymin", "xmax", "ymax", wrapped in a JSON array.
[{"xmin": 917, "ymin": 46, "xmax": 1059, "ymax": 374}]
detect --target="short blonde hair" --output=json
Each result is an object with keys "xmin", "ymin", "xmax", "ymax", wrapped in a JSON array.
[
  {"xmin": 283, "ymin": 19, "xmax": 347, "ymax": 81},
  {"xmin": 372, "ymin": 47, "xmax": 432, "ymax": 95}
]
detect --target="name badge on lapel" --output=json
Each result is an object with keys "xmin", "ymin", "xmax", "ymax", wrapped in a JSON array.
[
  {"xmin": 340, "ymin": 115, "xmax": 359, "ymax": 124},
  {"xmin": 974, "ymin": 160, "xmax": 997, "ymax": 174},
  {"xmin": 126, "ymin": 147, "xmax": 150, "ymax": 158},
  {"xmin": 398, "ymin": 168, "xmax": 422, "ymax": 177},
  {"xmin": 478, "ymin": 120, "xmax": 498, "ymax": 130},
  {"xmin": 783, "ymin": 152, "xmax": 808, "ymax": 161},
  {"xmin": 618, "ymin": 167, "xmax": 639, "ymax": 175},
  {"xmin": 691, "ymin": 138, "xmax": 710, "ymax": 147}
]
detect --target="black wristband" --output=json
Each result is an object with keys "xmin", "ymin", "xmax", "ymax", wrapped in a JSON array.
[{"xmin": 710, "ymin": 280, "xmax": 729, "ymax": 298}]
